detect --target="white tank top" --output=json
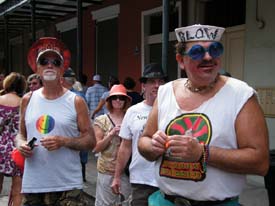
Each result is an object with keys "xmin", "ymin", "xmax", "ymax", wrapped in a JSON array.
[
  {"xmin": 22, "ymin": 88, "xmax": 82, "ymax": 193},
  {"xmin": 156, "ymin": 77, "xmax": 254, "ymax": 201}
]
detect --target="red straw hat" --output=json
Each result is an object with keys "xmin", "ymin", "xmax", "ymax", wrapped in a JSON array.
[
  {"xmin": 106, "ymin": 84, "xmax": 132, "ymax": 102},
  {"xmin": 27, "ymin": 37, "xmax": 71, "ymax": 72}
]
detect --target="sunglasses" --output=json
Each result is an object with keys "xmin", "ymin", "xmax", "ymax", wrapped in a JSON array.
[
  {"xmin": 184, "ymin": 42, "xmax": 224, "ymax": 60},
  {"xmin": 38, "ymin": 58, "xmax": 62, "ymax": 67},
  {"xmin": 110, "ymin": 95, "xmax": 127, "ymax": 101}
]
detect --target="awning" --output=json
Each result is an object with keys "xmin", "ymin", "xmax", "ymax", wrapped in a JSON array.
[{"xmin": 0, "ymin": 0, "xmax": 102, "ymax": 38}]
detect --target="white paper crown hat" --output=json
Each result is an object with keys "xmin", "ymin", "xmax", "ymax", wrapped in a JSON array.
[{"xmin": 175, "ymin": 24, "xmax": 225, "ymax": 42}]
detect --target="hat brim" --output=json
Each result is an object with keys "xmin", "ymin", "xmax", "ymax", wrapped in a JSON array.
[
  {"xmin": 139, "ymin": 75, "xmax": 167, "ymax": 83},
  {"xmin": 106, "ymin": 92, "xmax": 132, "ymax": 102},
  {"xmin": 36, "ymin": 49, "xmax": 64, "ymax": 63}
]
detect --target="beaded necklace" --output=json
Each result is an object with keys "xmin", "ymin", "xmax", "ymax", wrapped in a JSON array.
[{"xmin": 184, "ymin": 75, "xmax": 219, "ymax": 93}]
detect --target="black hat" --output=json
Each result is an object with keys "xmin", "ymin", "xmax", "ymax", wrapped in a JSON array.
[
  {"xmin": 63, "ymin": 67, "xmax": 75, "ymax": 77},
  {"xmin": 139, "ymin": 63, "xmax": 167, "ymax": 83}
]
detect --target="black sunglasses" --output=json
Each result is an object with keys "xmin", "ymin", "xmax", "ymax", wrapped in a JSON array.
[
  {"xmin": 38, "ymin": 58, "xmax": 62, "ymax": 67},
  {"xmin": 110, "ymin": 95, "xmax": 127, "ymax": 101},
  {"xmin": 184, "ymin": 42, "xmax": 224, "ymax": 60}
]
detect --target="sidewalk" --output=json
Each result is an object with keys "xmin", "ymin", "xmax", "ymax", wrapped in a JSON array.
[
  {"xmin": 0, "ymin": 175, "xmax": 10, "ymax": 205},
  {"xmin": 0, "ymin": 153, "xmax": 269, "ymax": 205},
  {"xmin": 83, "ymin": 153, "xmax": 98, "ymax": 197}
]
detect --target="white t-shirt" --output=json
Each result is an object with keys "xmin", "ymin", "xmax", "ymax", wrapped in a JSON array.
[
  {"xmin": 156, "ymin": 77, "xmax": 254, "ymax": 201},
  {"xmin": 119, "ymin": 101, "xmax": 158, "ymax": 187}
]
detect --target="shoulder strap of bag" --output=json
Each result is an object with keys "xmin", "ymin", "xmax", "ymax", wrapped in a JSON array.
[{"xmin": 106, "ymin": 114, "xmax": 116, "ymax": 127}]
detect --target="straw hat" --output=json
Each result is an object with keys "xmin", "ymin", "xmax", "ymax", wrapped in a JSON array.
[
  {"xmin": 106, "ymin": 84, "xmax": 132, "ymax": 102},
  {"xmin": 27, "ymin": 37, "xmax": 71, "ymax": 72}
]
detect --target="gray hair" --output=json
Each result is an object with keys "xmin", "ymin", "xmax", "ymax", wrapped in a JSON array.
[{"xmin": 27, "ymin": 73, "xmax": 41, "ymax": 83}]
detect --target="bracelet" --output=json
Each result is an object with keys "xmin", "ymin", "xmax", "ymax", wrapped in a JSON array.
[{"xmin": 200, "ymin": 144, "xmax": 209, "ymax": 173}]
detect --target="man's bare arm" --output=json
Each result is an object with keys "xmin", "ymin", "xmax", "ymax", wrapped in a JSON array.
[
  {"xmin": 114, "ymin": 139, "xmax": 132, "ymax": 178},
  {"xmin": 209, "ymin": 95, "xmax": 269, "ymax": 176},
  {"xmin": 62, "ymin": 96, "xmax": 96, "ymax": 150},
  {"xmin": 111, "ymin": 139, "xmax": 132, "ymax": 194}
]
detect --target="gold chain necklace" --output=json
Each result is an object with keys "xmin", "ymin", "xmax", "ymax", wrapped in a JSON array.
[{"xmin": 184, "ymin": 75, "xmax": 219, "ymax": 93}]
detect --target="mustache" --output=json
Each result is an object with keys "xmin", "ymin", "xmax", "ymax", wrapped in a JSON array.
[
  {"xmin": 198, "ymin": 60, "xmax": 216, "ymax": 67},
  {"xmin": 42, "ymin": 69, "xmax": 57, "ymax": 74}
]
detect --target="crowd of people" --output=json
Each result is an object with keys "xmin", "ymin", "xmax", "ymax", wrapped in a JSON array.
[{"xmin": 0, "ymin": 23, "xmax": 270, "ymax": 206}]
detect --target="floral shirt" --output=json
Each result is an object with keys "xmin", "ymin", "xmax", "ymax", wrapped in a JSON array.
[
  {"xmin": 0, "ymin": 105, "xmax": 22, "ymax": 176},
  {"xmin": 94, "ymin": 114, "xmax": 121, "ymax": 175}
]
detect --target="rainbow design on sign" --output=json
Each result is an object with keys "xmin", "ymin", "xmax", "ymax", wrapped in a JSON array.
[{"xmin": 36, "ymin": 115, "xmax": 55, "ymax": 134}]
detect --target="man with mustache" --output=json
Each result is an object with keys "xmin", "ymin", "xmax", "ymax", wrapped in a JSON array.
[
  {"xmin": 138, "ymin": 24, "xmax": 269, "ymax": 206},
  {"xmin": 16, "ymin": 37, "xmax": 96, "ymax": 206}
]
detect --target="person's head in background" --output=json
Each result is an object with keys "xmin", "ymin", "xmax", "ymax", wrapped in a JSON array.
[
  {"xmin": 93, "ymin": 74, "xmax": 102, "ymax": 85},
  {"xmin": 139, "ymin": 63, "xmax": 167, "ymax": 104},
  {"xmin": 61, "ymin": 67, "xmax": 76, "ymax": 89},
  {"xmin": 108, "ymin": 75, "xmax": 120, "ymax": 89},
  {"xmin": 123, "ymin": 77, "xmax": 136, "ymax": 91},
  {"xmin": 27, "ymin": 73, "xmax": 43, "ymax": 91},
  {"xmin": 0, "ymin": 72, "xmax": 27, "ymax": 97},
  {"xmin": 105, "ymin": 84, "xmax": 132, "ymax": 113}
]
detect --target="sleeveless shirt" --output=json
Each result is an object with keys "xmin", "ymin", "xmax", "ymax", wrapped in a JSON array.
[
  {"xmin": 156, "ymin": 77, "xmax": 254, "ymax": 201},
  {"xmin": 22, "ymin": 88, "xmax": 82, "ymax": 193}
]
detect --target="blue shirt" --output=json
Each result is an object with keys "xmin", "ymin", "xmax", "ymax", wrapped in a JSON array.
[{"xmin": 85, "ymin": 83, "xmax": 108, "ymax": 118}]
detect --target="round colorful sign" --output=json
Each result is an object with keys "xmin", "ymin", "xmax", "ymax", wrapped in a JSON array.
[
  {"xmin": 165, "ymin": 113, "xmax": 211, "ymax": 144},
  {"xmin": 160, "ymin": 113, "xmax": 212, "ymax": 181},
  {"xmin": 36, "ymin": 115, "xmax": 55, "ymax": 134}
]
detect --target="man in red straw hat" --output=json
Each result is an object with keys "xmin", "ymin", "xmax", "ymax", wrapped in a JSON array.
[{"xmin": 16, "ymin": 37, "xmax": 96, "ymax": 205}]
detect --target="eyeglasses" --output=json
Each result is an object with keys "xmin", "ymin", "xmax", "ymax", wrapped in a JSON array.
[
  {"xmin": 110, "ymin": 95, "xmax": 127, "ymax": 101},
  {"xmin": 184, "ymin": 42, "xmax": 224, "ymax": 60},
  {"xmin": 38, "ymin": 58, "xmax": 62, "ymax": 67}
]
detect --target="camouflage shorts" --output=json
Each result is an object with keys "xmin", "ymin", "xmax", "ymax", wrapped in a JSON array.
[{"xmin": 22, "ymin": 189, "xmax": 94, "ymax": 206}]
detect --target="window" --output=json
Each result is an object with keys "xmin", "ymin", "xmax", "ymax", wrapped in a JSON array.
[{"xmin": 142, "ymin": 2, "xmax": 182, "ymax": 81}]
